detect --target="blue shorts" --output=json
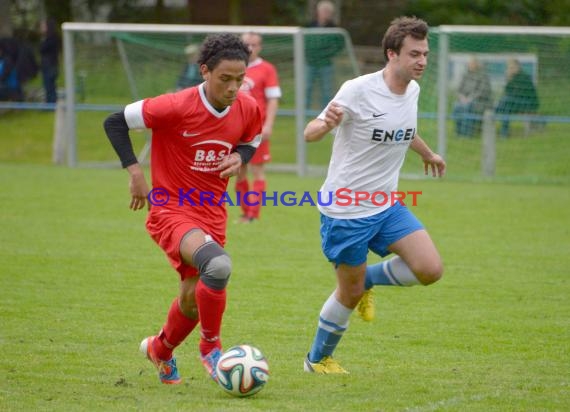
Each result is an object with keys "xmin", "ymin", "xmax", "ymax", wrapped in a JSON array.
[{"xmin": 320, "ymin": 203, "xmax": 424, "ymax": 266}]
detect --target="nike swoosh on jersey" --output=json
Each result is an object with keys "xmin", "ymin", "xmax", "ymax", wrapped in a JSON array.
[
  {"xmin": 372, "ymin": 113, "xmax": 387, "ymax": 118},
  {"xmin": 182, "ymin": 131, "xmax": 200, "ymax": 137}
]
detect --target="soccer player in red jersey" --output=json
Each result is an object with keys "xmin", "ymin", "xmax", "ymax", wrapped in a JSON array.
[
  {"xmin": 103, "ymin": 33, "xmax": 262, "ymax": 385},
  {"xmin": 234, "ymin": 32, "xmax": 281, "ymax": 222}
]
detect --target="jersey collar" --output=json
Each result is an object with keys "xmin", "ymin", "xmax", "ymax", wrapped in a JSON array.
[{"xmin": 198, "ymin": 82, "xmax": 231, "ymax": 118}]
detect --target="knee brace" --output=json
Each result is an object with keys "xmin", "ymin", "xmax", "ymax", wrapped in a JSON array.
[{"xmin": 192, "ymin": 239, "xmax": 232, "ymax": 290}]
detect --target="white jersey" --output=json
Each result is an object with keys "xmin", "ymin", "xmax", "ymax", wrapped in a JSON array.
[{"xmin": 317, "ymin": 69, "xmax": 419, "ymax": 219}]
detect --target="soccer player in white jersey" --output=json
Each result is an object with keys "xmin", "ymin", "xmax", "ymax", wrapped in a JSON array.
[{"xmin": 303, "ymin": 16, "xmax": 446, "ymax": 374}]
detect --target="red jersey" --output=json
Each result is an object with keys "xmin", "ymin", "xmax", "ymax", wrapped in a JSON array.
[
  {"xmin": 125, "ymin": 83, "xmax": 262, "ymax": 235},
  {"xmin": 240, "ymin": 58, "xmax": 281, "ymax": 123}
]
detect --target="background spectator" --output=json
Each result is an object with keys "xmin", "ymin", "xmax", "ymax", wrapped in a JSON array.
[
  {"xmin": 175, "ymin": 44, "xmax": 202, "ymax": 91},
  {"xmin": 305, "ymin": 0, "xmax": 344, "ymax": 110},
  {"xmin": 0, "ymin": 37, "xmax": 23, "ymax": 101},
  {"xmin": 452, "ymin": 57, "xmax": 493, "ymax": 137},
  {"xmin": 495, "ymin": 58, "xmax": 539, "ymax": 137},
  {"xmin": 39, "ymin": 17, "xmax": 61, "ymax": 103},
  {"xmin": 235, "ymin": 32, "xmax": 282, "ymax": 223}
]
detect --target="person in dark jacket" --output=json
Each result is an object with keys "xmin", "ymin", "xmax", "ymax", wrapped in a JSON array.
[
  {"xmin": 495, "ymin": 58, "xmax": 539, "ymax": 137},
  {"xmin": 39, "ymin": 18, "xmax": 61, "ymax": 103},
  {"xmin": 0, "ymin": 38, "xmax": 23, "ymax": 101},
  {"xmin": 305, "ymin": 0, "xmax": 344, "ymax": 110},
  {"xmin": 175, "ymin": 44, "xmax": 202, "ymax": 91},
  {"xmin": 452, "ymin": 57, "xmax": 493, "ymax": 137}
]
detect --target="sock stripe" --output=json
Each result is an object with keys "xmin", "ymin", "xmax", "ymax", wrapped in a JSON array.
[
  {"xmin": 385, "ymin": 260, "xmax": 403, "ymax": 286},
  {"xmin": 318, "ymin": 316, "xmax": 347, "ymax": 333}
]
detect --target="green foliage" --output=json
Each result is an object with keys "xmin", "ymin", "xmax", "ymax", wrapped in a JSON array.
[
  {"xmin": 403, "ymin": 0, "xmax": 568, "ymax": 26},
  {"xmin": 272, "ymin": 0, "xmax": 307, "ymax": 26}
]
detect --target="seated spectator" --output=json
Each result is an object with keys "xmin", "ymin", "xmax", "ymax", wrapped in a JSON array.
[
  {"xmin": 175, "ymin": 44, "xmax": 202, "ymax": 91},
  {"xmin": 495, "ymin": 58, "xmax": 539, "ymax": 137},
  {"xmin": 452, "ymin": 57, "xmax": 492, "ymax": 137}
]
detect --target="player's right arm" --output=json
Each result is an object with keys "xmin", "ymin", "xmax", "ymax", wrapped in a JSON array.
[
  {"xmin": 103, "ymin": 110, "xmax": 149, "ymax": 210},
  {"xmin": 304, "ymin": 102, "xmax": 344, "ymax": 142}
]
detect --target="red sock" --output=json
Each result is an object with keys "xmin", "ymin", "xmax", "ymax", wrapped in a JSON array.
[
  {"xmin": 235, "ymin": 179, "xmax": 250, "ymax": 217},
  {"xmin": 250, "ymin": 179, "xmax": 266, "ymax": 219},
  {"xmin": 195, "ymin": 279, "xmax": 226, "ymax": 355},
  {"xmin": 155, "ymin": 298, "xmax": 199, "ymax": 360}
]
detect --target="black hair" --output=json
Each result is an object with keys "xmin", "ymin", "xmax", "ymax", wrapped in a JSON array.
[{"xmin": 197, "ymin": 33, "xmax": 250, "ymax": 70}]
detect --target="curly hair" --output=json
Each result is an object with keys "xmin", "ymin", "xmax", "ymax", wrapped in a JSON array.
[
  {"xmin": 381, "ymin": 16, "xmax": 429, "ymax": 61},
  {"xmin": 197, "ymin": 33, "xmax": 250, "ymax": 70}
]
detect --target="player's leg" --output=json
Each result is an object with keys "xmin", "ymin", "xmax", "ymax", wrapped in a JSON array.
[
  {"xmin": 180, "ymin": 229, "xmax": 231, "ymax": 381},
  {"xmin": 305, "ymin": 214, "xmax": 371, "ymax": 374},
  {"xmin": 306, "ymin": 65, "xmax": 316, "ymax": 109},
  {"xmin": 141, "ymin": 219, "xmax": 204, "ymax": 384},
  {"xmin": 364, "ymin": 204, "xmax": 441, "ymax": 289},
  {"xmin": 140, "ymin": 275, "xmax": 200, "ymax": 384},
  {"xmin": 235, "ymin": 164, "xmax": 250, "ymax": 220},
  {"xmin": 358, "ymin": 204, "xmax": 441, "ymax": 321},
  {"xmin": 240, "ymin": 139, "xmax": 270, "ymax": 221},
  {"xmin": 387, "ymin": 229, "xmax": 443, "ymax": 285},
  {"xmin": 364, "ymin": 232, "xmax": 443, "ymax": 288},
  {"xmin": 305, "ymin": 263, "xmax": 364, "ymax": 374},
  {"xmin": 249, "ymin": 162, "xmax": 266, "ymax": 220},
  {"xmin": 320, "ymin": 64, "xmax": 334, "ymax": 109}
]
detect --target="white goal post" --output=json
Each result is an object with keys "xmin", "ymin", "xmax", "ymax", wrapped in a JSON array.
[{"xmin": 61, "ymin": 22, "xmax": 360, "ymax": 175}]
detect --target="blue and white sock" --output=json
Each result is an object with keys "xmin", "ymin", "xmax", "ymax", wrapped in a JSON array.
[
  {"xmin": 364, "ymin": 256, "xmax": 421, "ymax": 289},
  {"xmin": 308, "ymin": 292, "xmax": 352, "ymax": 363}
]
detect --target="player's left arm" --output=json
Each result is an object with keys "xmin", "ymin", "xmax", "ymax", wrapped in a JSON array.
[{"xmin": 410, "ymin": 134, "xmax": 446, "ymax": 177}]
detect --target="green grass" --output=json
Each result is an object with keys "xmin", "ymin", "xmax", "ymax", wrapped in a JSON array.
[{"xmin": 1, "ymin": 162, "xmax": 569, "ymax": 411}]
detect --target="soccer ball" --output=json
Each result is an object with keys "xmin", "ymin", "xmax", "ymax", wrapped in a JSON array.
[{"xmin": 215, "ymin": 344, "xmax": 269, "ymax": 397}]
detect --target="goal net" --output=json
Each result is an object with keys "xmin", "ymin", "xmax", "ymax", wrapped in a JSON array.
[
  {"xmin": 61, "ymin": 23, "xmax": 360, "ymax": 175},
  {"xmin": 415, "ymin": 25, "xmax": 570, "ymax": 184}
]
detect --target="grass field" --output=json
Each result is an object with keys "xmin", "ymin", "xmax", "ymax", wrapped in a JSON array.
[{"xmin": 1, "ymin": 156, "xmax": 569, "ymax": 410}]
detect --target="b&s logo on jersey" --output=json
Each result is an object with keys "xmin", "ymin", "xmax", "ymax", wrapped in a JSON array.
[{"xmin": 190, "ymin": 140, "xmax": 233, "ymax": 172}]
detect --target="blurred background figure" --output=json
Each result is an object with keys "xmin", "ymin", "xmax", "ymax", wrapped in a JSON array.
[
  {"xmin": 495, "ymin": 58, "xmax": 539, "ymax": 137},
  {"xmin": 452, "ymin": 57, "xmax": 492, "ymax": 137},
  {"xmin": 305, "ymin": 0, "xmax": 344, "ymax": 110},
  {"xmin": 39, "ymin": 17, "xmax": 61, "ymax": 103},
  {"xmin": 0, "ymin": 37, "xmax": 23, "ymax": 101},
  {"xmin": 235, "ymin": 32, "xmax": 281, "ymax": 223},
  {"xmin": 176, "ymin": 44, "xmax": 202, "ymax": 91}
]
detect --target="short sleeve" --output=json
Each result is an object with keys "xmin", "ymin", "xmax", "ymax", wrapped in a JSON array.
[
  {"xmin": 139, "ymin": 93, "xmax": 182, "ymax": 130},
  {"xmin": 316, "ymin": 79, "xmax": 356, "ymax": 123},
  {"xmin": 264, "ymin": 63, "xmax": 282, "ymax": 99}
]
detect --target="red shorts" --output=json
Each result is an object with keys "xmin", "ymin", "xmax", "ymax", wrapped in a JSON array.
[
  {"xmin": 250, "ymin": 139, "xmax": 271, "ymax": 164},
  {"xmin": 146, "ymin": 208, "xmax": 226, "ymax": 280}
]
